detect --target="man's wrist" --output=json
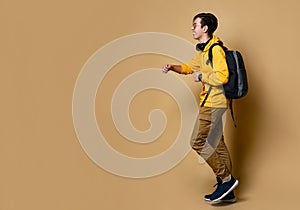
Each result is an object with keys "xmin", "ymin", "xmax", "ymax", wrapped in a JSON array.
[{"xmin": 198, "ymin": 73, "xmax": 202, "ymax": 81}]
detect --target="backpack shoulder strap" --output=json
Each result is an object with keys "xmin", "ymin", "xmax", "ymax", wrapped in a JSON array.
[
  {"xmin": 208, "ymin": 43, "xmax": 237, "ymax": 127},
  {"xmin": 208, "ymin": 42, "xmax": 227, "ymax": 67},
  {"xmin": 200, "ymin": 86, "xmax": 212, "ymax": 107}
]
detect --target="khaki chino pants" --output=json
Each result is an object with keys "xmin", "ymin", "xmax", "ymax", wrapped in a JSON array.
[{"xmin": 191, "ymin": 106, "xmax": 232, "ymax": 178}]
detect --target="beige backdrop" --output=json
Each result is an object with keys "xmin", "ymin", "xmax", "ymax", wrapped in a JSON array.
[{"xmin": 1, "ymin": 0, "xmax": 300, "ymax": 209}]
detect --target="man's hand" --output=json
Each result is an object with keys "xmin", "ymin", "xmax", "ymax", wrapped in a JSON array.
[{"xmin": 162, "ymin": 64, "xmax": 172, "ymax": 74}]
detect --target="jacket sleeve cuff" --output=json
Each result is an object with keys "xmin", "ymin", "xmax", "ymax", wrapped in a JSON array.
[{"xmin": 181, "ymin": 64, "xmax": 193, "ymax": 74}]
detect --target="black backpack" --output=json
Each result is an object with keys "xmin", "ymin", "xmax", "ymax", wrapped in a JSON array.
[{"xmin": 201, "ymin": 42, "xmax": 248, "ymax": 127}]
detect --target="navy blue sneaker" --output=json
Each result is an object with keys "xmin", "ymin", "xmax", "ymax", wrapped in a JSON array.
[
  {"xmin": 205, "ymin": 191, "xmax": 236, "ymax": 203},
  {"xmin": 204, "ymin": 177, "xmax": 222, "ymax": 201},
  {"xmin": 209, "ymin": 176, "xmax": 239, "ymax": 205},
  {"xmin": 204, "ymin": 177, "xmax": 237, "ymax": 203}
]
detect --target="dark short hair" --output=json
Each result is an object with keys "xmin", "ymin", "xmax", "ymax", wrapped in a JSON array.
[{"xmin": 193, "ymin": 13, "xmax": 218, "ymax": 36}]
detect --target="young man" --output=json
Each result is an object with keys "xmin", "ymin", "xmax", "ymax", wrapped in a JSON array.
[{"xmin": 162, "ymin": 13, "xmax": 238, "ymax": 205}]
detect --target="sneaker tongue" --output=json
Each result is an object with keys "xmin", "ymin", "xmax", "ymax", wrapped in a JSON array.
[{"xmin": 216, "ymin": 177, "xmax": 223, "ymax": 184}]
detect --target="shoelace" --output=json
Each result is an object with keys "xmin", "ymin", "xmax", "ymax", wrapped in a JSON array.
[{"xmin": 213, "ymin": 178, "xmax": 223, "ymax": 189}]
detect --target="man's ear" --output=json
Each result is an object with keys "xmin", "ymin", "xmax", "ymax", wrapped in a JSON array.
[{"xmin": 202, "ymin": 25, "xmax": 208, "ymax": 33}]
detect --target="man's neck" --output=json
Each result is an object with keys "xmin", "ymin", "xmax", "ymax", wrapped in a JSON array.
[{"xmin": 198, "ymin": 35, "xmax": 212, "ymax": 44}]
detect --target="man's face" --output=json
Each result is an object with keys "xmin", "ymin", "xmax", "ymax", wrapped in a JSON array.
[{"xmin": 191, "ymin": 17, "xmax": 205, "ymax": 40}]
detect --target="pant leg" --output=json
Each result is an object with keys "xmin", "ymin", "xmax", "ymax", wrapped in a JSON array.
[
  {"xmin": 191, "ymin": 107, "xmax": 232, "ymax": 178},
  {"xmin": 206, "ymin": 139, "xmax": 232, "ymax": 178},
  {"xmin": 214, "ymin": 135, "xmax": 233, "ymax": 174}
]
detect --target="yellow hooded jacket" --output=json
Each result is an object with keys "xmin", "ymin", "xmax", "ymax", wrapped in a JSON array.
[{"xmin": 181, "ymin": 35, "xmax": 229, "ymax": 108}]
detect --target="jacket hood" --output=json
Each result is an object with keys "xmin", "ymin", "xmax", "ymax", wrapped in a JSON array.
[{"xmin": 196, "ymin": 35, "xmax": 222, "ymax": 52}]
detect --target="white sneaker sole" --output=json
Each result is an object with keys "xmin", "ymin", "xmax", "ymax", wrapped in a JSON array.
[
  {"xmin": 204, "ymin": 197, "xmax": 211, "ymax": 202},
  {"xmin": 209, "ymin": 180, "xmax": 239, "ymax": 205}
]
